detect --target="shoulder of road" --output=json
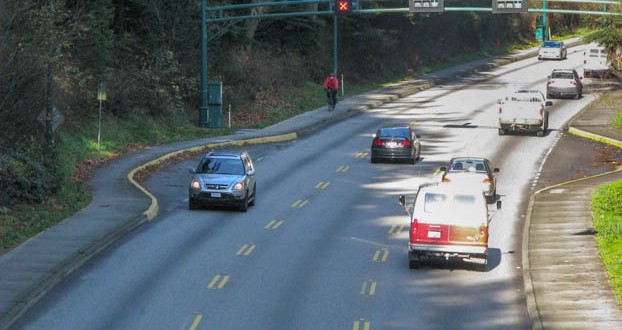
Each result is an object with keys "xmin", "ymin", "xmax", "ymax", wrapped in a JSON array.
[{"xmin": 0, "ymin": 37, "xmax": 620, "ymax": 329}]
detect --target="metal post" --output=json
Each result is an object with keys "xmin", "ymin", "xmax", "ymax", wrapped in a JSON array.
[
  {"xmin": 333, "ymin": 14, "xmax": 338, "ymax": 76},
  {"xmin": 542, "ymin": 1, "xmax": 548, "ymax": 40},
  {"xmin": 46, "ymin": 0, "xmax": 55, "ymax": 152},
  {"xmin": 200, "ymin": 0, "xmax": 209, "ymax": 128}
]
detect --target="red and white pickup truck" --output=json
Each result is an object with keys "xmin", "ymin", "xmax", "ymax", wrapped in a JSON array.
[
  {"xmin": 399, "ymin": 182, "xmax": 501, "ymax": 270},
  {"xmin": 497, "ymin": 89, "xmax": 552, "ymax": 137}
]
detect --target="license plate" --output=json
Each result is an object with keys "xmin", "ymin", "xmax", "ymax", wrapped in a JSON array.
[
  {"xmin": 428, "ymin": 231, "xmax": 441, "ymax": 238},
  {"xmin": 211, "ymin": 192, "xmax": 221, "ymax": 198},
  {"xmin": 386, "ymin": 141, "xmax": 397, "ymax": 148}
]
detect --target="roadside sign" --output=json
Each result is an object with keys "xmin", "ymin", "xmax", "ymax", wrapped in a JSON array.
[
  {"xmin": 38, "ymin": 106, "xmax": 64, "ymax": 132},
  {"xmin": 409, "ymin": 0, "xmax": 444, "ymax": 13},
  {"xmin": 492, "ymin": 0, "xmax": 528, "ymax": 14}
]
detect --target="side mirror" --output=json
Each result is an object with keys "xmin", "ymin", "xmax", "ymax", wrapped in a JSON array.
[
  {"xmin": 440, "ymin": 166, "xmax": 447, "ymax": 172},
  {"xmin": 189, "ymin": 168, "xmax": 196, "ymax": 174},
  {"xmin": 493, "ymin": 168, "xmax": 500, "ymax": 173},
  {"xmin": 247, "ymin": 169, "xmax": 255, "ymax": 176},
  {"xmin": 398, "ymin": 195, "xmax": 406, "ymax": 206},
  {"xmin": 497, "ymin": 99, "xmax": 503, "ymax": 105},
  {"xmin": 496, "ymin": 200, "xmax": 502, "ymax": 210},
  {"xmin": 545, "ymin": 101, "xmax": 553, "ymax": 107}
]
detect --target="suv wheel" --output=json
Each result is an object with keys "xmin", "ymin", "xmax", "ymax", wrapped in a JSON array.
[
  {"xmin": 239, "ymin": 193, "xmax": 249, "ymax": 212},
  {"xmin": 248, "ymin": 184, "xmax": 256, "ymax": 207},
  {"xmin": 189, "ymin": 197, "xmax": 199, "ymax": 210}
]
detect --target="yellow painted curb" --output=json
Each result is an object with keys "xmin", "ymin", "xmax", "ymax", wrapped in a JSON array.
[{"xmin": 568, "ymin": 127, "xmax": 622, "ymax": 149}]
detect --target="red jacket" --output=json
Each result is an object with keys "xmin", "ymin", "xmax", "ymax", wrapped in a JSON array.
[{"xmin": 323, "ymin": 76, "xmax": 339, "ymax": 90}]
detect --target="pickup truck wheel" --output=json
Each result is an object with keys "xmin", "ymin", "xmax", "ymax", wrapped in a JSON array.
[
  {"xmin": 537, "ymin": 130, "xmax": 544, "ymax": 137},
  {"xmin": 498, "ymin": 128, "xmax": 505, "ymax": 136}
]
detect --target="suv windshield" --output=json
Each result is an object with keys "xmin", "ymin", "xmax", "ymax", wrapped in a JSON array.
[
  {"xmin": 198, "ymin": 158, "xmax": 244, "ymax": 175},
  {"xmin": 542, "ymin": 41, "xmax": 560, "ymax": 48}
]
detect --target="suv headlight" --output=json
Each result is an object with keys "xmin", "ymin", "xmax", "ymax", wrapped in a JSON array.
[
  {"xmin": 190, "ymin": 179, "xmax": 201, "ymax": 190},
  {"xmin": 232, "ymin": 182, "xmax": 245, "ymax": 190}
]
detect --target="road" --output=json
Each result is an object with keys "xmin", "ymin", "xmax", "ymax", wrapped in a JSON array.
[{"xmin": 14, "ymin": 48, "xmax": 595, "ymax": 329}]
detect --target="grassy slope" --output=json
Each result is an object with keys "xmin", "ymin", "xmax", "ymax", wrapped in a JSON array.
[{"xmin": 592, "ymin": 90, "xmax": 622, "ymax": 304}]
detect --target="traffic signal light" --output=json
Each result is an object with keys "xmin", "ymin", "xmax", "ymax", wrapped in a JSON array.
[
  {"xmin": 334, "ymin": 0, "xmax": 352, "ymax": 15},
  {"xmin": 409, "ymin": 0, "xmax": 444, "ymax": 13},
  {"xmin": 492, "ymin": 0, "xmax": 528, "ymax": 14}
]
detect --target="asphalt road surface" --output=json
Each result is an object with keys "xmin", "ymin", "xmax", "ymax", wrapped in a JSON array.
[{"xmin": 14, "ymin": 46, "xmax": 614, "ymax": 330}]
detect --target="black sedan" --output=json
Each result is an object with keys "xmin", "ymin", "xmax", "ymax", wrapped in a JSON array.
[{"xmin": 370, "ymin": 124, "xmax": 421, "ymax": 164}]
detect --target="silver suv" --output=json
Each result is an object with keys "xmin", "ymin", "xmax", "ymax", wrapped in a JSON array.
[{"xmin": 188, "ymin": 151, "xmax": 256, "ymax": 212}]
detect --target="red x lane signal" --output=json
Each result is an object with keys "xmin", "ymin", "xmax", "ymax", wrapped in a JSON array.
[{"xmin": 334, "ymin": 0, "xmax": 352, "ymax": 14}]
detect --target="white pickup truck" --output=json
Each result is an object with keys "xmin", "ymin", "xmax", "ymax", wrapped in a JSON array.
[
  {"xmin": 497, "ymin": 89, "xmax": 552, "ymax": 137},
  {"xmin": 583, "ymin": 42, "xmax": 612, "ymax": 79}
]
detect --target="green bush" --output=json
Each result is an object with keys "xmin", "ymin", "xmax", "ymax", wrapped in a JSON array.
[{"xmin": 0, "ymin": 148, "xmax": 59, "ymax": 205}]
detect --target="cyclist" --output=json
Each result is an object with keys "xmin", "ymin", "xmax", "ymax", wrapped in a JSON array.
[{"xmin": 323, "ymin": 74, "xmax": 339, "ymax": 111}]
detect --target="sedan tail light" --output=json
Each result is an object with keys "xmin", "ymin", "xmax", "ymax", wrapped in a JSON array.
[
  {"xmin": 372, "ymin": 138, "xmax": 384, "ymax": 146},
  {"xmin": 399, "ymin": 139, "xmax": 412, "ymax": 146}
]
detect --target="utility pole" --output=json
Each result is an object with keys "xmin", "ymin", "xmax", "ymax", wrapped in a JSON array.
[
  {"xmin": 46, "ymin": 0, "xmax": 56, "ymax": 153},
  {"xmin": 200, "ymin": 0, "xmax": 209, "ymax": 128}
]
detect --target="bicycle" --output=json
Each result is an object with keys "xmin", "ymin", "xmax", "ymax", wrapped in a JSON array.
[{"xmin": 326, "ymin": 87, "xmax": 338, "ymax": 111}]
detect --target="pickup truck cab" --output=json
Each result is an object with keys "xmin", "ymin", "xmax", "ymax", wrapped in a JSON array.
[
  {"xmin": 399, "ymin": 182, "xmax": 501, "ymax": 270},
  {"xmin": 497, "ymin": 89, "xmax": 552, "ymax": 137}
]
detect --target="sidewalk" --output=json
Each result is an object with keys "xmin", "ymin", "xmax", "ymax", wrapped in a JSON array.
[
  {"xmin": 0, "ymin": 37, "xmax": 620, "ymax": 329},
  {"xmin": 524, "ymin": 91, "xmax": 622, "ymax": 329}
]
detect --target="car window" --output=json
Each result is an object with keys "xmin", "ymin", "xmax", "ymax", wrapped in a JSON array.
[
  {"xmin": 379, "ymin": 127, "xmax": 409, "ymax": 138},
  {"xmin": 424, "ymin": 192, "xmax": 447, "ymax": 213},
  {"xmin": 543, "ymin": 41, "xmax": 559, "ymax": 48},
  {"xmin": 199, "ymin": 158, "xmax": 245, "ymax": 175},
  {"xmin": 552, "ymin": 72, "xmax": 574, "ymax": 79}
]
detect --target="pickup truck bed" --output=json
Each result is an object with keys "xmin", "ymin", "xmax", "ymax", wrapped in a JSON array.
[{"xmin": 498, "ymin": 93, "xmax": 550, "ymax": 137}]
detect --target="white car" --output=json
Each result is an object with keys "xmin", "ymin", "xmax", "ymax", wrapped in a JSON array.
[
  {"xmin": 538, "ymin": 41, "xmax": 567, "ymax": 60},
  {"xmin": 439, "ymin": 157, "xmax": 499, "ymax": 204}
]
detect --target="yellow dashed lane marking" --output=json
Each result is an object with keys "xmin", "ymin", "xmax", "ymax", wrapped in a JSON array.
[
  {"xmin": 188, "ymin": 314, "xmax": 202, "ymax": 330},
  {"xmin": 388, "ymin": 224, "xmax": 404, "ymax": 236},
  {"xmin": 372, "ymin": 248, "xmax": 389, "ymax": 263},
  {"xmin": 353, "ymin": 318, "xmax": 371, "ymax": 330},
  {"xmin": 336, "ymin": 165, "xmax": 350, "ymax": 173},
  {"xmin": 315, "ymin": 181, "xmax": 331, "ymax": 189},
  {"xmin": 292, "ymin": 199, "xmax": 309, "ymax": 208},
  {"xmin": 236, "ymin": 243, "xmax": 256, "ymax": 256},
  {"xmin": 265, "ymin": 219, "xmax": 284, "ymax": 230},
  {"xmin": 356, "ymin": 152, "xmax": 369, "ymax": 158},
  {"xmin": 360, "ymin": 280, "xmax": 377, "ymax": 296},
  {"xmin": 208, "ymin": 275, "xmax": 230, "ymax": 289}
]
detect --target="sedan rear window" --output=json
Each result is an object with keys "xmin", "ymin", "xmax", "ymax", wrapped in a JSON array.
[
  {"xmin": 378, "ymin": 127, "xmax": 409, "ymax": 138},
  {"xmin": 551, "ymin": 72, "xmax": 574, "ymax": 79}
]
